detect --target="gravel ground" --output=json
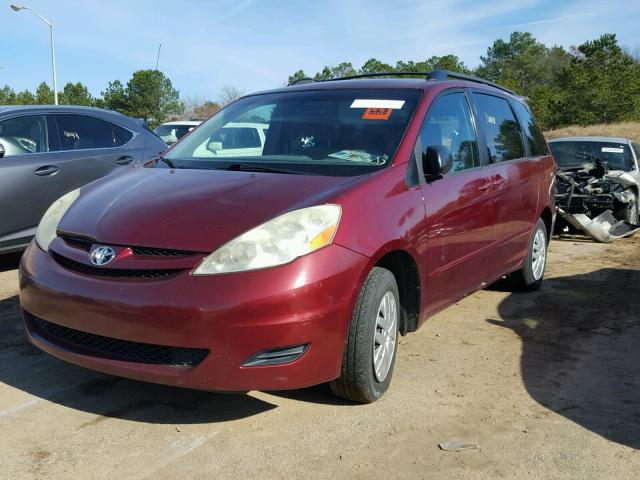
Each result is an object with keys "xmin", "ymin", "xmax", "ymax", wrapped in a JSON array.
[{"xmin": 0, "ymin": 236, "xmax": 638, "ymax": 479}]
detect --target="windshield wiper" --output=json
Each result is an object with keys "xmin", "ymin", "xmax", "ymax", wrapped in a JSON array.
[
  {"xmin": 222, "ymin": 163, "xmax": 302, "ymax": 175},
  {"xmin": 156, "ymin": 156, "xmax": 180, "ymax": 169}
]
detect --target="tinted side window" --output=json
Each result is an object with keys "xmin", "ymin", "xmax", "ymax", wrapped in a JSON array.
[
  {"xmin": 0, "ymin": 115, "xmax": 48, "ymax": 156},
  {"xmin": 54, "ymin": 114, "xmax": 133, "ymax": 151},
  {"xmin": 419, "ymin": 92, "xmax": 480, "ymax": 172},
  {"xmin": 511, "ymin": 100, "xmax": 549, "ymax": 156},
  {"xmin": 473, "ymin": 93, "xmax": 524, "ymax": 162},
  {"xmin": 633, "ymin": 143, "xmax": 640, "ymax": 162}
]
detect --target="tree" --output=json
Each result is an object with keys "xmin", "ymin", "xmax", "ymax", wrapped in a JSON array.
[
  {"xmin": 360, "ymin": 58, "xmax": 393, "ymax": 74},
  {"xmin": 101, "ymin": 80, "xmax": 128, "ymax": 111},
  {"xmin": 194, "ymin": 101, "xmax": 221, "ymax": 119},
  {"xmin": 475, "ymin": 32, "xmax": 572, "ymax": 128},
  {"xmin": 476, "ymin": 32, "xmax": 569, "ymax": 94},
  {"xmin": 288, "ymin": 56, "xmax": 469, "ymax": 84},
  {"xmin": 0, "ymin": 85, "xmax": 16, "ymax": 104},
  {"xmin": 60, "ymin": 82, "xmax": 93, "ymax": 105},
  {"xmin": 288, "ymin": 70, "xmax": 308, "ymax": 85},
  {"xmin": 425, "ymin": 55, "xmax": 470, "ymax": 74},
  {"xmin": 313, "ymin": 62, "xmax": 357, "ymax": 81},
  {"xmin": 101, "ymin": 71, "xmax": 183, "ymax": 127},
  {"xmin": 35, "ymin": 82, "xmax": 54, "ymax": 104},
  {"xmin": 14, "ymin": 89, "xmax": 35, "ymax": 104},
  {"xmin": 125, "ymin": 70, "xmax": 183, "ymax": 127},
  {"xmin": 548, "ymin": 34, "xmax": 640, "ymax": 127},
  {"xmin": 218, "ymin": 85, "xmax": 244, "ymax": 106}
]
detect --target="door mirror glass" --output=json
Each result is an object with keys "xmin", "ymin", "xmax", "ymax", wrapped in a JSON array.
[
  {"xmin": 423, "ymin": 145, "xmax": 453, "ymax": 177},
  {"xmin": 0, "ymin": 142, "xmax": 5, "ymax": 158}
]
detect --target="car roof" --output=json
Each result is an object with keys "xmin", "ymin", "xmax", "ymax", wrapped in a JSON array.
[
  {"xmin": 0, "ymin": 104, "xmax": 143, "ymax": 130},
  {"xmin": 548, "ymin": 136, "xmax": 632, "ymax": 144},
  {"xmin": 250, "ymin": 78, "xmax": 522, "ymax": 101}
]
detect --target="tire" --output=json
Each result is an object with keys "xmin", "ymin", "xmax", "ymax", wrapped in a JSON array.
[
  {"xmin": 330, "ymin": 267, "xmax": 400, "ymax": 403},
  {"xmin": 506, "ymin": 218, "xmax": 548, "ymax": 292},
  {"xmin": 623, "ymin": 195, "xmax": 638, "ymax": 224}
]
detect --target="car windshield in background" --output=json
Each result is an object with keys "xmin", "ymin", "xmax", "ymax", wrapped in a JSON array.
[
  {"xmin": 163, "ymin": 89, "xmax": 421, "ymax": 176},
  {"xmin": 154, "ymin": 125, "xmax": 195, "ymax": 144},
  {"xmin": 550, "ymin": 141, "xmax": 633, "ymax": 171}
]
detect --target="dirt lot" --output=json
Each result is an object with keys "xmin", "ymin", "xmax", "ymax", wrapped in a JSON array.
[{"xmin": 0, "ymin": 236, "xmax": 638, "ymax": 479}]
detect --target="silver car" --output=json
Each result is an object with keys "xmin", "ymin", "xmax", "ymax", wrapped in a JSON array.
[
  {"xmin": 0, "ymin": 105, "xmax": 167, "ymax": 254},
  {"xmin": 550, "ymin": 136, "xmax": 640, "ymax": 241}
]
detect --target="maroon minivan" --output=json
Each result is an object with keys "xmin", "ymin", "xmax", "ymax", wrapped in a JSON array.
[{"xmin": 19, "ymin": 71, "xmax": 556, "ymax": 403}]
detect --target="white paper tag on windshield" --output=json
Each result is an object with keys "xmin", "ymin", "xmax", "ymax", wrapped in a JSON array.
[
  {"xmin": 602, "ymin": 147, "xmax": 624, "ymax": 153},
  {"xmin": 350, "ymin": 99, "xmax": 405, "ymax": 109}
]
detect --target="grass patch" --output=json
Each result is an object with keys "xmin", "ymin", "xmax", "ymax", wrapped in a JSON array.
[{"xmin": 544, "ymin": 121, "xmax": 640, "ymax": 143}]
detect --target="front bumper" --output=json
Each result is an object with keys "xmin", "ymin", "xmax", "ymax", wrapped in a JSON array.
[{"xmin": 19, "ymin": 242, "xmax": 369, "ymax": 391}]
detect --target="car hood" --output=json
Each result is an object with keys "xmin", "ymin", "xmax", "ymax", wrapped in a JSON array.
[{"xmin": 58, "ymin": 167, "xmax": 364, "ymax": 252}]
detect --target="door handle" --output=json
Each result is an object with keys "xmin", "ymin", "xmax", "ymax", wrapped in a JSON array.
[
  {"xmin": 34, "ymin": 165, "xmax": 59, "ymax": 176},
  {"xmin": 116, "ymin": 155, "xmax": 134, "ymax": 165}
]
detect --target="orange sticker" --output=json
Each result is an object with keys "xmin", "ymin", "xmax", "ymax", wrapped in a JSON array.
[{"xmin": 362, "ymin": 107, "xmax": 393, "ymax": 120}]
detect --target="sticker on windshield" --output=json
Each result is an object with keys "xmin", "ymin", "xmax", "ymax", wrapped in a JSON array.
[
  {"xmin": 328, "ymin": 150, "xmax": 387, "ymax": 164},
  {"xmin": 362, "ymin": 108, "xmax": 393, "ymax": 120},
  {"xmin": 601, "ymin": 147, "xmax": 624, "ymax": 153},
  {"xmin": 350, "ymin": 99, "xmax": 405, "ymax": 110}
]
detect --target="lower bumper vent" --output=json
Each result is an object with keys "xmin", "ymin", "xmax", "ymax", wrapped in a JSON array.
[{"xmin": 26, "ymin": 313, "xmax": 208, "ymax": 367}]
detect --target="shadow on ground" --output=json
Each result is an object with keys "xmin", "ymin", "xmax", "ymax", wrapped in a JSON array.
[
  {"xmin": 490, "ymin": 267, "xmax": 640, "ymax": 449},
  {"xmin": 0, "ymin": 295, "xmax": 281, "ymax": 424}
]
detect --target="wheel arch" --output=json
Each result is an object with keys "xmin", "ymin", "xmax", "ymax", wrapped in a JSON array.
[
  {"xmin": 539, "ymin": 206, "xmax": 553, "ymax": 243},
  {"xmin": 365, "ymin": 243, "xmax": 422, "ymax": 335}
]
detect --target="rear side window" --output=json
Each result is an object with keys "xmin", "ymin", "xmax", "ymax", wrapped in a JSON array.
[
  {"xmin": 0, "ymin": 114, "xmax": 48, "ymax": 156},
  {"xmin": 418, "ymin": 92, "xmax": 480, "ymax": 172},
  {"xmin": 473, "ymin": 93, "xmax": 524, "ymax": 162},
  {"xmin": 54, "ymin": 114, "xmax": 133, "ymax": 151},
  {"xmin": 511, "ymin": 100, "xmax": 549, "ymax": 156}
]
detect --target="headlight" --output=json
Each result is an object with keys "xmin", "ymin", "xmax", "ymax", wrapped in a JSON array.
[
  {"xmin": 193, "ymin": 204, "xmax": 341, "ymax": 275},
  {"xmin": 35, "ymin": 188, "xmax": 81, "ymax": 251}
]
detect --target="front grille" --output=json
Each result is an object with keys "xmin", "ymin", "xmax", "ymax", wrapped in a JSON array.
[
  {"xmin": 58, "ymin": 233, "xmax": 197, "ymax": 257},
  {"xmin": 59, "ymin": 233, "xmax": 92, "ymax": 251},
  {"xmin": 52, "ymin": 252, "xmax": 184, "ymax": 279},
  {"xmin": 131, "ymin": 246, "xmax": 195, "ymax": 257},
  {"xmin": 28, "ymin": 314, "xmax": 209, "ymax": 367}
]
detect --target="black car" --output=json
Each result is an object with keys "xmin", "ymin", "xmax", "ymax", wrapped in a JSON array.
[{"xmin": 0, "ymin": 105, "xmax": 167, "ymax": 254}]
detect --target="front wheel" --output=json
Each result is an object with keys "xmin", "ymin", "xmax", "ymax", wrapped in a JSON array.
[
  {"xmin": 506, "ymin": 218, "xmax": 548, "ymax": 292},
  {"xmin": 623, "ymin": 195, "xmax": 638, "ymax": 224},
  {"xmin": 330, "ymin": 267, "xmax": 400, "ymax": 403}
]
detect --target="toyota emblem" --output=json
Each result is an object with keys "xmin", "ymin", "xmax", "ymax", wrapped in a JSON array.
[{"xmin": 90, "ymin": 246, "xmax": 116, "ymax": 266}]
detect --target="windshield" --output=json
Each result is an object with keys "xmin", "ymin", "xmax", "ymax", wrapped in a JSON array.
[
  {"xmin": 550, "ymin": 141, "xmax": 633, "ymax": 171},
  {"xmin": 154, "ymin": 124, "xmax": 197, "ymax": 145},
  {"xmin": 163, "ymin": 89, "xmax": 421, "ymax": 176}
]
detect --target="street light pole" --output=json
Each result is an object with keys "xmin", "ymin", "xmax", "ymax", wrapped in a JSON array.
[{"xmin": 10, "ymin": 4, "xmax": 58, "ymax": 105}]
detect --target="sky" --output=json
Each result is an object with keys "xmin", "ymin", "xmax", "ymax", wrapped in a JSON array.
[{"xmin": 1, "ymin": 0, "xmax": 639, "ymax": 102}]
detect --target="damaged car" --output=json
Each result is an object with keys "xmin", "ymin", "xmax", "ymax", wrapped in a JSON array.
[{"xmin": 549, "ymin": 136, "xmax": 640, "ymax": 242}]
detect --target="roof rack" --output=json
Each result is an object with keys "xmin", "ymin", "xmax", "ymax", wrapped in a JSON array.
[
  {"xmin": 289, "ymin": 77, "xmax": 316, "ymax": 86},
  {"xmin": 427, "ymin": 69, "xmax": 516, "ymax": 95},
  {"xmin": 286, "ymin": 69, "xmax": 516, "ymax": 96}
]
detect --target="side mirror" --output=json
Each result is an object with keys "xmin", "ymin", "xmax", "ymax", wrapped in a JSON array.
[
  {"xmin": 0, "ymin": 143, "xmax": 5, "ymax": 159},
  {"xmin": 422, "ymin": 145, "xmax": 453, "ymax": 178}
]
